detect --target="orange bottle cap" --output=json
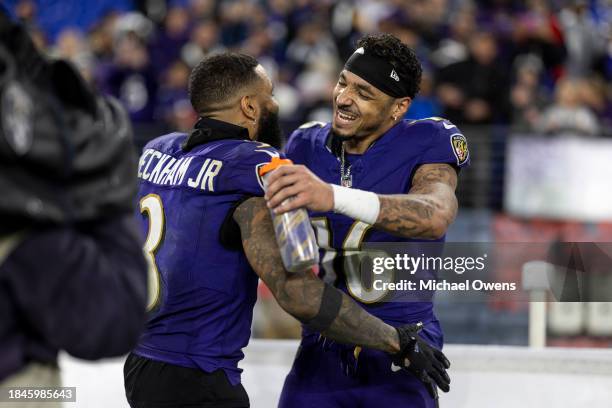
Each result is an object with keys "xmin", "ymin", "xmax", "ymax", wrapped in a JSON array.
[{"xmin": 258, "ymin": 156, "xmax": 293, "ymax": 176}]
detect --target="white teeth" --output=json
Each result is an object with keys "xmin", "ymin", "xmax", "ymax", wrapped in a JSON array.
[{"xmin": 338, "ymin": 111, "xmax": 357, "ymax": 121}]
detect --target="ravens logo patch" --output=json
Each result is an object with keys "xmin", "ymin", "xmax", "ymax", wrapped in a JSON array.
[{"xmin": 451, "ymin": 134, "xmax": 469, "ymax": 166}]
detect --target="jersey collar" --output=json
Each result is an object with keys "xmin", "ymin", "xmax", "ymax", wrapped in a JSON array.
[
  {"xmin": 182, "ymin": 117, "xmax": 250, "ymax": 151},
  {"xmin": 325, "ymin": 120, "xmax": 403, "ymax": 158}
]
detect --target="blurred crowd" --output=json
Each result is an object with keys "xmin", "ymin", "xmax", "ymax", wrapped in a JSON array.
[{"xmin": 9, "ymin": 0, "xmax": 612, "ymax": 141}]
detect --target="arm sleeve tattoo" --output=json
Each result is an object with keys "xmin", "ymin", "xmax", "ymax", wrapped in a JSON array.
[
  {"xmin": 234, "ymin": 197, "xmax": 399, "ymax": 353},
  {"xmin": 375, "ymin": 163, "xmax": 458, "ymax": 239}
]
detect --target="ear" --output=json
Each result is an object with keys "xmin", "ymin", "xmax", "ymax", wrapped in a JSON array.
[
  {"xmin": 240, "ymin": 95, "xmax": 258, "ymax": 123},
  {"xmin": 393, "ymin": 97, "xmax": 412, "ymax": 119}
]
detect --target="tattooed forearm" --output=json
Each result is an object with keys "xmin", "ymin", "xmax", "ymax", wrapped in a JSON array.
[
  {"xmin": 234, "ymin": 197, "xmax": 399, "ymax": 353},
  {"xmin": 375, "ymin": 163, "xmax": 458, "ymax": 239},
  {"xmin": 322, "ymin": 293, "xmax": 399, "ymax": 353}
]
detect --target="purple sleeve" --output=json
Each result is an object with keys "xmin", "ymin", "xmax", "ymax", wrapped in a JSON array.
[
  {"xmin": 2, "ymin": 214, "xmax": 148, "ymax": 359},
  {"xmin": 284, "ymin": 129, "xmax": 306, "ymax": 164},
  {"xmin": 222, "ymin": 143, "xmax": 282, "ymax": 196},
  {"xmin": 418, "ymin": 120, "xmax": 470, "ymax": 169},
  {"xmin": 284, "ymin": 123, "xmax": 325, "ymax": 166}
]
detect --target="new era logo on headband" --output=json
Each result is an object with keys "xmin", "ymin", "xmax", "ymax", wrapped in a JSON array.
[{"xmin": 344, "ymin": 47, "xmax": 409, "ymax": 97}]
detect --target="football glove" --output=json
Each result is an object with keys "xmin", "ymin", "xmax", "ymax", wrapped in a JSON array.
[{"xmin": 392, "ymin": 322, "xmax": 451, "ymax": 399}]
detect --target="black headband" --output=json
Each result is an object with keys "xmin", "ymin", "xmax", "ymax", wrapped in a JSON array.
[{"xmin": 344, "ymin": 47, "xmax": 410, "ymax": 98}]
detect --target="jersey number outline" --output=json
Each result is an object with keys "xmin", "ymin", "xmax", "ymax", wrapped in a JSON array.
[
  {"xmin": 140, "ymin": 194, "xmax": 165, "ymax": 311},
  {"xmin": 311, "ymin": 217, "xmax": 392, "ymax": 303}
]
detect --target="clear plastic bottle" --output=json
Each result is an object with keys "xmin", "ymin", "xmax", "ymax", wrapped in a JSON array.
[{"xmin": 259, "ymin": 157, "xmax": 319, "ymax": 272}]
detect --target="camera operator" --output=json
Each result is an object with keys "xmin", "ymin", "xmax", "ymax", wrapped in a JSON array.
[{"xmin": 0, "ymin": 11, "xmax": 148, "ymax": 394}]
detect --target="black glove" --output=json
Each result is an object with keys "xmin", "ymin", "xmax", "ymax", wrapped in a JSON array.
[{"xmin": 392, "ymin": 322, "xmax": 451, "ymax": 399}]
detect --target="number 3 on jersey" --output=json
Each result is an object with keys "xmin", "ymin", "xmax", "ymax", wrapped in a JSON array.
[
  {"xmin": 140, "ymin": 194, "xmax": 164, "ymax": 311},
  {"xmin": 311, "ymin": 218, "xmax": 392, "ymax": 303}
]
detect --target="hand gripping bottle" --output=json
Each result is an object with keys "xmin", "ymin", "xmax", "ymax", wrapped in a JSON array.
[{"xmin": 258, "ymin": 157, "xmax": 320, "ymax": 272}]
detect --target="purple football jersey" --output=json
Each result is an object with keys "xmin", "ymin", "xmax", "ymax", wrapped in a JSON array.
[
  {"xmin": 279, "ymin": 320, "xmax": 443, "ymax": 407},
  {"xmin": 132, "ymin": 130, "xmax": 278, "ymax": 386},
  {"xmin": 280, "ymin": 117, "xmax": 469, "ymax": 407},
  {"xmin": 285, "ymin": 118, "xmax": 470, "ymax": 326}
]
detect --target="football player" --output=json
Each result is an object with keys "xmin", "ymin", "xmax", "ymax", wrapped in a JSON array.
[
  {"xmin": 124, "ymin": 52, "xmax": 450, "ymax": 407},
  {"xmin": 264, "ymin": 34, "xmax": 470, "ymax": 407}
]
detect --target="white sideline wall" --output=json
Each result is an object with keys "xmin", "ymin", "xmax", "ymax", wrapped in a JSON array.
[{"xmin": 58, "ymin": 340, "xmax": 612, "ymax": 408}]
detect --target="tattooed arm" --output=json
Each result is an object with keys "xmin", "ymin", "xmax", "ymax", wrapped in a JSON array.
[
  {"xmin": 375, "ymin": 163, "xmax": 458, "ymax": 239},
  {"xmin": 234, "ymin": 197, "xmax": 400, "ymax": 353},
  {"xmin": 264, "ymin": 163, "xmax": 458, "ymax": 240}
]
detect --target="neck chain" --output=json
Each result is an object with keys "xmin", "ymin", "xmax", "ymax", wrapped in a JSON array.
[
  {"xmin": 337, "ymin": 135, "xmax": 381, "ymax": 187},
  {"xmin": 340, "ymin": 142, "xmax": 352, "ymax": 188}
]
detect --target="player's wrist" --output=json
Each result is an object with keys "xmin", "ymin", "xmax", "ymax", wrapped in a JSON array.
[
  {"xmin": 388, "ymin": 326, "xmax": 401, "ymax": 354},
  {"xmin": 322, "ymin": 182, "xmax": 335, "ymax": 212},
  {"xmin": 331, "ymin": 185, "xmax": 380, "ymax": 225}
]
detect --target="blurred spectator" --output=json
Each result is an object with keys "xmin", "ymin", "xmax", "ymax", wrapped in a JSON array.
[
  {"xmin": 170, "ymin": 99, "xmax": 199, "ymax": 132},
  {"xmin": 379, "ymin": 18, "xmax": 430, "ymax": 67},
  {"xmin": 149, "ymin": 7, "xmax": 191, "ymax": 76},
  {"xmin": 594, "ymin": 27, "xmax": 612, "ymax": 82},
  {"xmin": 155, "ymin": 59, "xmax": 196, "ymax": 131},
  {"xmin": 537, "ymin": 77, "xmax": 601, "ymax": 136},
  {"xmin": 578, "ymin": 76, "xmax": 608, "ymax": 119},
  {"xmin": 241, "ymin": 26, "xmax": 274, "ymax": 60},
  {"xmin": 276, "ymin": 90, "xmax": 300, "ymax": 128},
  {"xmin": 353, "ymin": 0, "xmax": 397, "ymax": 34},
  {"xmin": 181, "ymin": 19, "xmax": 225, "ymax": 67},
  {"xmin": 14, "ymin": 0, "xmax": 35, "ymax": 24},
  {"xmin": 52, "ymin": 28, "xmax": 94, "ymax": 81},
  {"xmin": 431, "ymin": 7, "xmax": 476, "ymax": 69},
  {"xmin": 286, "ymin": 19, "xmax": 339, "ymax": 74},
  {"xmin": 267, "ymin": 0, "xmax": 293, "ymax": 60},
  {"xmin": 283, "ymin": 12, "xmax": 339, "ymax": 125},
  {"xmin": 593, "ymin": 27, "xmax": 612, "ymax": 132},
  {"xmin": 402, "ymin": 0, "xmax": 448, "ymax": 47},
  {"xmin": 295, "ymin": 67, "xmax": 336, "ymax": 124},
  {"xmin": 218, "ymin": 0, "xmax": 251, "ymax": 47},
  {"xmin": 89, "ymin": 13, "xmax": 120, "ymax": 63},
  {"xmin": 114, "ymin": 11, "xmax": 155, "ymax": 43},
  {"xmin": 99, "ymin": 33, "xmax": 158, "ymax": 123},
  {"xmin": 188, "ymin": 0, "xmax": 216, "ymax": 20},
  {"xmin": 405, "ymin": 70, "xmax": 441, "ymax": 120},
  {"xmin": 510, "ymin": 55, "xmax": 549, "ymax": 133},
  {"xmin": 510, "ymin": 0, "xmax": 566, "ymax": 81},
  {"xmin": 27, "ymin": 26, "xmax": 47, "ymax": 51},
  {"xmin": 559, "ymin": 0, "xmax": 606, "ymax": 78},
  {"xmin": 437, "ymin": 31, "xmax": 510, "ymax": 124}
]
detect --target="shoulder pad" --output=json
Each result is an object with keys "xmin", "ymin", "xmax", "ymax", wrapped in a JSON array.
[
  {"xmin": 409, "ymin": 117, "xmax": 456, "ymax": 129},
  {"xmin": 298, "ymin": 121, "xmax": 326, "ymax": 130},
  {"xmin": 236, "ymin": 140, "xmax": 280, "ymax": 159}
]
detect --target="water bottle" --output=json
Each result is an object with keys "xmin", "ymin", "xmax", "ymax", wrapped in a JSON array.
[{"xmin": 259, "ymin": 157, "xmax": 320, "ymax": 272}]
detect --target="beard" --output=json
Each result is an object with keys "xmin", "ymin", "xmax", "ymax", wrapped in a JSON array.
[
  {"xmin": 331, "ymin": 128, "xmax": 355, "ymax": 141},
  {"xmin": 256, "ymin": 108, "xmax": 283, "ymax": 149}
]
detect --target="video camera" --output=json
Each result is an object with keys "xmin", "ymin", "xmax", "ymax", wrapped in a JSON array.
[{"xmin": 0, "ymin": 12, "xmax": 138, "ymax": 234}]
